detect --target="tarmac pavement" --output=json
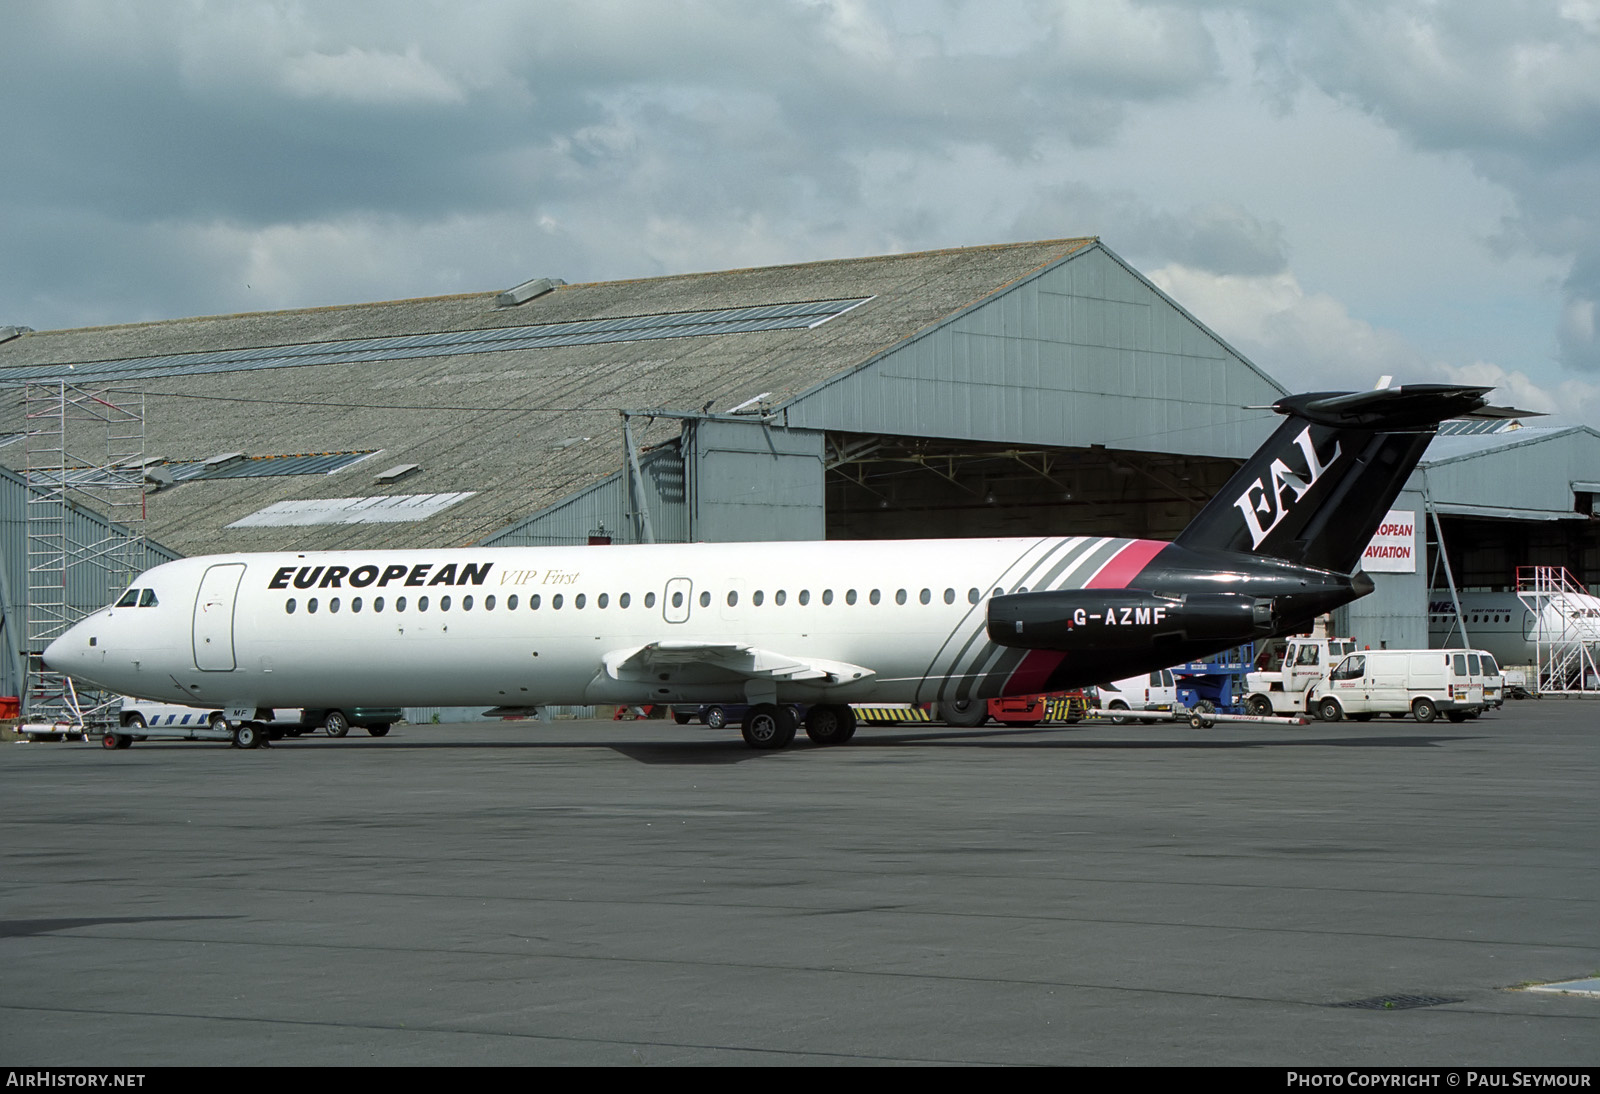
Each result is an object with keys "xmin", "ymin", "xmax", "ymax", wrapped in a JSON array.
[{"xmin": 1, "ymin": 702, "xmax": 1596, "ymax": 1066}]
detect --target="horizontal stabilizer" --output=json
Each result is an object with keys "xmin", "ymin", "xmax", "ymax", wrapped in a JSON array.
[{"xmin": 1269, "ymin": 384, "xmax": 1491, "ymax": 430}]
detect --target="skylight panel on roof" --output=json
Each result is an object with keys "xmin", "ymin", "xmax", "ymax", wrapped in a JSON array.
[
  {"xmin": 227, "ymin": 492, "xmax": 475, "ymax": 528},
  {"xmin": 2, "ymin": 297, "xmax": 873, "ymax": 386}
]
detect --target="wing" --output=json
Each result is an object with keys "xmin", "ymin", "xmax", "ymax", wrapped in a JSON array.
[{"xmin": 602, "ymin": 640, "xmax": 875, "ymax": 689}]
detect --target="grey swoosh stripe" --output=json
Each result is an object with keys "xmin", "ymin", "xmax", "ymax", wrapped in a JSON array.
[
  {"xmin": 934, "ymin": 537, "xmax": 1091, "ymax": 695},
  {"xmin": 929, "ymin": 537, "xmax": 1111, "ymax": 701},
  {"xmin": 950, "ymin": 537, "xmax": 1145, "ymax": 700}
]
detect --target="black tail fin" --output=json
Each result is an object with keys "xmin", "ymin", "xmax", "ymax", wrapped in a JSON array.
[{"xmin": 1173, "ymin": 384, "xmax": 1491, "ymax": 573}]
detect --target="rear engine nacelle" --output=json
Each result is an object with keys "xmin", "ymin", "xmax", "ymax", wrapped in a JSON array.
[{"xmin": 987, "ymin": 589, "xmax": 1274, "ymax": 651}]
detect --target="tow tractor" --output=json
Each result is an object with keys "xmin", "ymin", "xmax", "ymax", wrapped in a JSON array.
[
  {"xmin": 1240, "ymin": 634, "xmax": 1359, "ymax": 717},
  {"xmin": 1084, "ymin": 643, "xmax": 1316, "ymax": 728}
]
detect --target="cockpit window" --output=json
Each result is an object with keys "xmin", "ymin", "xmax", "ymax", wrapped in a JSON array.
[
  {"xmin": 138, "ymin": 588, "xmax": 158, "ymax": 607},
  {"xmin": 116, "ymin": 588, "xmax": 140, "ymax": 608}
]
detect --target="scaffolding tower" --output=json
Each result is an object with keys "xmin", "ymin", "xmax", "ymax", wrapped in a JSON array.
[
  {"xmin": 1516, "ymin": 565, "xmax": 1600, "ymax": 695},
  {"xmin": 22, "ymin": 381, "xmax": 146, "ymax": 731}
]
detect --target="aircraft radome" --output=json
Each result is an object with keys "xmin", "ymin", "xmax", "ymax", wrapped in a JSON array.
[{"xmin": 45, "ymin": 384, "xmax": 1492, "ymax": 749}]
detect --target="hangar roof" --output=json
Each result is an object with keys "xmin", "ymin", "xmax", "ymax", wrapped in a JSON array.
[{"xmin": 0, "ymin": 239, "xmax": 1098, "ymax": 554}]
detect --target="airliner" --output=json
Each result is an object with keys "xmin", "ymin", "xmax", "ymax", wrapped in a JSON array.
[
  {"xmin": 1428, "ymin": 590, "xmax": 1600, "ymax": 668},
  {"xmin": 44, "ymin": 384, "xmax": 1491, "ymax": 749}
]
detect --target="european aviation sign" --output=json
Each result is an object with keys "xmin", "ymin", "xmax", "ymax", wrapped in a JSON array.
[{"xmin": 1362, "ymin": 510, "xmax": 1417, "ymax": 573}]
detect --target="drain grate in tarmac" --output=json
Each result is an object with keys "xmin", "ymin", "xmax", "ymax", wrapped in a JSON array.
[{"xmin": 1327, "ymin": 994, "xmax": 1463, "ymax": 1010}]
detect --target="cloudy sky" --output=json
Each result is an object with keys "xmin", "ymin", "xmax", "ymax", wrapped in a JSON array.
[{"xmin": 5, "ymin": 1, "xmax": 1600, "ymax": 422}]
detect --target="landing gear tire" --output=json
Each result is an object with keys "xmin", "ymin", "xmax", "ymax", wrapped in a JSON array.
[
  {"xmin": 804, "ymin": 704, "xmax": 858, "ymax": 745},
  {"xmin": 1412, "ymin": 697, "xmax": 1438, "ymax": 723},
  {"xmin": 1317, "ymin": 697, "xmax": 1343, "ymax": 722},
  {"xmin": 233, "ymin": 722, "xmax": 264, "ymax": 749},
  {"xmin": 741, "ymin": 704, "xmax": 797, "ymax": 750},
  {"xmin": 323, "ymin": 711, "xmax": 349, "ymax": 738},
  {"xmin": 673, "ymin": 712, "xmax": 692, "ymax": 725},
  {"xmin": 939, "ymin": 699, "xmax": 989, "ymax": 728},
  {"xmin": 704, "ymin": 706, "xmax": 727, "ymax": 730}
]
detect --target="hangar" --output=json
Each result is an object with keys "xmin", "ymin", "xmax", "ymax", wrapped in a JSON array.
[{"xmin": 4, "ymin": 237, "xmax": 1598, "ymax": 707}]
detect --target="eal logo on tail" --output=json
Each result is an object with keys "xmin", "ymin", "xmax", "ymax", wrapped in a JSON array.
[{"xmin": 1232, "ymin": 427, "xmax": 1341, "ymax": 548}]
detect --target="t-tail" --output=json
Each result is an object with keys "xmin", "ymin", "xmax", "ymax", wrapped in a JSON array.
[
  {"xmin": 1171, "ymin": 384, "xmax": 1491, "ymax": 573},
  {"xmin": 982, "ymin": 383, "xmax": 1491, "ymax": 692}
]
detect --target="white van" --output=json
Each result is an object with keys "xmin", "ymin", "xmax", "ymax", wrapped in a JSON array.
[
  {"xmin": 1310, "ymin": 651, "xmax": 1483, "ymax": 723},
  {"xmin": 1474, "ymin": 650, "xmax": 1504, "ymax": 708},
  {"xmin": 1097, "ymin": 669, "xmax": 1177, "ymax": 722}
]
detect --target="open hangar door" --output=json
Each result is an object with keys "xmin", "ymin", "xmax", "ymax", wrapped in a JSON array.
[
  {"xmin": 1427, "ymin": 513, "xmax": 1600, "ymax": 591},
  {"xmin": 823, "ymin": 432, "xmax": 1244, "ymax": 541}
]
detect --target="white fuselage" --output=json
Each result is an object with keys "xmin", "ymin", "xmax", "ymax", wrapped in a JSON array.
[
  {"xmin": 46, "ymin": 536, "xmax": 1161, "ymax": 711},
  {"xmin": 1428, "ymin": 590, "xmax": 1600, "ymax": 667}
]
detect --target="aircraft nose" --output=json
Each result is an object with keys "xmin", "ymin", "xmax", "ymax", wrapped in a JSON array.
[{"xmin": 41, "ymin": 630, "xmax": 76, "ymax": 672}]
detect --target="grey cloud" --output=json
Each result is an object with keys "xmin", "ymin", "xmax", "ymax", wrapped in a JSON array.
[
  {"xmin": 1235, "ymin": 0, "xmax": 1600, "ymax": 371},
  {"xmin": 1013, "ymin": 184, "xmax": 1288, "ymax": 276}
]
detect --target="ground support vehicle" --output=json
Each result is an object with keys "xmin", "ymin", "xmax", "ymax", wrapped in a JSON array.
[
  {"xmin": 936, "ymin": 693, "xmax": 1089, "ymax": 727},
  {"xmin": 1172, "ymin": 644, "xmax": 1259, "ymax": 717},
  {"xmin": 1083, "ymin": 703, "xmax": 1310, "ymax": 729},
  {"xmin": 1242, "ymin": 635, "xmax": 1359, "ymax": 717},
  {"xmin": 1307, "ymin": 650, "xmax": 1484, "ymax": 723},
  {"xmin": 1096, "ymin": 670, "xmax": 1178, "ymax": 723},
  {"xmin": 105, "ymin": 698, "xmax": 402, "ymax": 749}
]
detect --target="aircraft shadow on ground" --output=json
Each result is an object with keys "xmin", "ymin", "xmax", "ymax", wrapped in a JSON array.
[
  {"xmin": 0, "ymin": 915, "xmax": 242, "ymax": 938},
  {"xmin": 107, "ymin": 729, "xmax": 1476, "ymax": 766}
]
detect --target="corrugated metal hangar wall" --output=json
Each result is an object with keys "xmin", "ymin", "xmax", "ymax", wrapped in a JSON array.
[{"xmin": 489, "ymin": 244, "xmax": 1287, "ymax": 549}]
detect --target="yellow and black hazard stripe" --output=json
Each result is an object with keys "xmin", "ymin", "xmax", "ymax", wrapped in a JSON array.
[{"xmin": 850, "ymin": 705, "xmax": 933, "ymax": 724}]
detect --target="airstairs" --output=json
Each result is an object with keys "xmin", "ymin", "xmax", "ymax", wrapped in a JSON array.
[{"xmin": 1516, "ymin": 566, "xmax": 1600, "ymax": 694}]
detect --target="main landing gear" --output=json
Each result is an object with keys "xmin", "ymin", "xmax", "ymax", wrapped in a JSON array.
[{"xmin": 738, "ymin": 703, "xmax": 857, "ymax": 750}]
